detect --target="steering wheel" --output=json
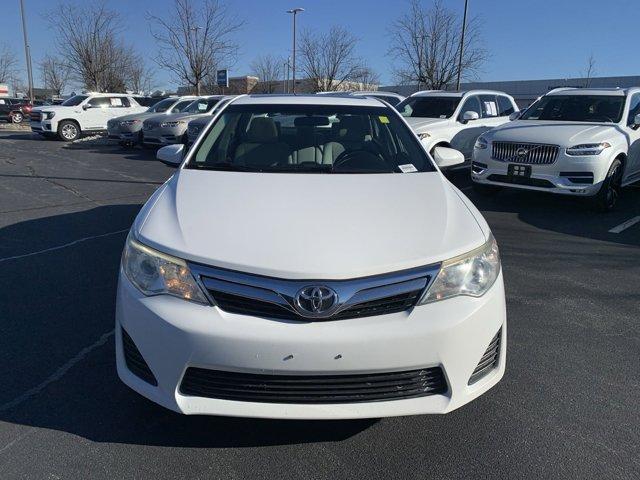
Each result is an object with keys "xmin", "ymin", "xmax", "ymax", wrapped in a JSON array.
[{"xmin": 333, "ymin": 149, "xmax": 390, "ymax": 171}]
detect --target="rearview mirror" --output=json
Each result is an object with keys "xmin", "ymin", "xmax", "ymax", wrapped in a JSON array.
[
  {"xmin": 509, "ymin": 111, "xmax": 521, "ymax": 121},
  {"xmin": 462, "ymin": 111, "xmax": 480, "ymax": 123},
  {"xmin": 157, "ymin": 144, "xmax": 184, "ymax": 166},
  {"xmin": 432, "ymin": 146, "xmax": 465, "ymax": 168}
]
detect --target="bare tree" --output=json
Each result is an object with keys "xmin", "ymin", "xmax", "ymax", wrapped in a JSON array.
[
  {"xmin": 0, "ymin": 43, "xmax": 18, "ymax": 83},
  {"xmin": 582, "ymin": 53, "xmax": 596, "ymax": 87},
  {"xmin": 251, "ymin": 54, "xmax": 283, "ymax": 93},
  {"xmin": 352, "ymin": 67, "xmax": 380, "ymax": 91},
  {"xmin": 46, "ymin": 1, "xmax": 139, "ymax": 92},
  {"xmin": 388, "ymin": 0, "xmax": 487, "ymax": 90},
  {"xmin": 299, "ymin": 26, "xmax": 370, "ymax": 92},
  {"xmin": 127, "ymin": 57, "xmax": 155, "ymax": 94},
  {"xmin": 149, "ymin": 0, "xmax": 243, "ymax": 95},
  {"xmin": 39, "ymin": 54, "xmax": 71, "ymax": 96}
]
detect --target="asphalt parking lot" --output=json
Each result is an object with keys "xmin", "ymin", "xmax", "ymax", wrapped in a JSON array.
[{"xmin": 0, "ymin": 130, "xmax": 639, "ymax": 479}]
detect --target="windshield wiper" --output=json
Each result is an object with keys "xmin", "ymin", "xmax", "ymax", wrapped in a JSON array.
[{"xmin": 191, "ymin": 163, "xmax": 257, "ymax": 172}]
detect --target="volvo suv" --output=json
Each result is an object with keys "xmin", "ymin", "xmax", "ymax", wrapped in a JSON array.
[
  {"xmin": 471, "ymin": 88, "xmax": 640, "ymax": 211},
  {"xmin": 115, "ymin": 94, "xmax": 506, "ymax": 419}
]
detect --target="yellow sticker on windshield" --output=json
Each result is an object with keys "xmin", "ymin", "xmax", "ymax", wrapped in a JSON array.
[{"xmin": 378, "ymin": 115, "xmax": 389, "ymax": 124}]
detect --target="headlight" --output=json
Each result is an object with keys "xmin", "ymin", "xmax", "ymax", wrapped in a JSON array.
[
  {"xmin": 160, "ymin": 120, "xmax": 186, "ymax": 128},
  {"xmin": 122, "ymin": 234, "xmax": 209, "ymax": 305},
  {"xmin": 417, "ymin": 132, "xmax": 431, "ymax": 140},
  {"xmin": 474, "ymin": 136, "xmax": 489, "ymax": 150},
  {"xmin": 120, "ymin": 119, "xmax": 141, "ymax": 126},
  {"xmin": 419, "ymin": 235, "xmax": 500, "ymax": 304},
  {"xmin": 44, "ymin": 112, "xmax": 55, "ymax": 119},
  {"xmin": 566, "ymin": 142, "xmax": 610, "ymax": 156}
]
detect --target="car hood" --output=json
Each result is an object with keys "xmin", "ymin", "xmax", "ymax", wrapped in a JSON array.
[
  {"xmin": 486, "ymin": 120, "xmax": 619, "ymax": 146},
  {"xmin": 32, "ymin": 105, "xmax": 73, "ymax": 114},
  {"xmin": 144, "ymin": 112, "xmax": 205, "ymax": 124},
  {"xmin": 111, "ymin": 111, "xmax": 158, "ymax": 122},
  {"xmin": 404, "ymin": 117, "xmax": 450, "ymax": 131},
  {"xmin": 134, "ymin": 171, "xmax": 487, "ymax": 279}
]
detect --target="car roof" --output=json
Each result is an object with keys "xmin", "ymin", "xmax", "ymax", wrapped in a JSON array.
[
  {"xmin": 546, "ymin": 87, "xmax": 632, "ymax": 97},
  {"xmin": 232, "ymin": 94, "xmax": 385, "ymax": 107},
  {"xmin": 411, "ymin": 89, "xmax": 511, "ymax": 98},
  {"xmin": 82, "ymin": 92, "xmax": 133, "ymax": 97}
]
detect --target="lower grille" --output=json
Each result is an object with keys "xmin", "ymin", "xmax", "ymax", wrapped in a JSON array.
[
  {"xmin": 468, "ymin": 329, "xmax": 501, "ymax": 385},
  {"xmin": 560, "ymin": 171, "xmax": 594, "ymax": 185},
  {"xmin": 487, "ymin": 174, "xmax": 554, "ymax": 188},
  {"xmin": 121, "ymin": 328, "xmax": 157, "ymax": 386},
  {"xmin": 492, "ymin": 142, "xmax": 559, "ymax": 164},
  {"xmin": 180, "ymin": 366, "xmax": 447, "ymax": 404}
]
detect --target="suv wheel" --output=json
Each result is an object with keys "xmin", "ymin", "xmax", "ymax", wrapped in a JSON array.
[
  {"xmin": 58, "ymin": 121, "xmax": 80, "ymax": 142},
  {"xmin": 11, "ymin": 112, "xmax": 24, "ymax": 124},
  {"xmin": 592, "ymin": 158, "xmax": 623, "ymax": 212}
]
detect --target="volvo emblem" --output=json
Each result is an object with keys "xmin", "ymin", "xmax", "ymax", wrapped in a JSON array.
[
  {"xmin": 294, "ymin": 286, "xmax": 339, "ymax": 317},
  {"xmin": 516, "ymin": 147, "xmax": 528, "ymax": 158}
]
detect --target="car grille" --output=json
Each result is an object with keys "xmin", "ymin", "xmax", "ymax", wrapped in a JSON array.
[
  {"xmin": 30, "ymin": 112, "xmax": 42, "ymax": 122},
  {"xmin": 143, "ymin": 121, "xmax": 158, "ymax": 131},
  {"xmin": 180, "ymin": 366, "xmax": 447, "ymax": 404},
  {"xmin": 121, "ymin": 328, "xmax": 157, "ymax": 386},
  {"xmin": 468, "ymin": 329, "xmax": 501, "ymax": 385},
  {"xmin": 189, "ymin": 263, "xmax": 440, "ymax": 322},
  {"xmin": 492, "ymin": 142, "xmax": 559, "ymax": 164}
]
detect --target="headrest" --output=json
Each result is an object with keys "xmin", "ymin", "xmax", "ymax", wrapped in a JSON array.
[
  {"xmin": 336, "ymin": 115, "xmax": 367, "ymax": 141},
  {"xmin": 247, "ymin": 117, "xmax": 278, "ymax": 143}
]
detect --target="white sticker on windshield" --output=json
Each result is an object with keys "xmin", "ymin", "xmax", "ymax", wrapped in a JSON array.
[{"xmin": 398, "ymin": 164, "xmax": 418, "ymax": 173}]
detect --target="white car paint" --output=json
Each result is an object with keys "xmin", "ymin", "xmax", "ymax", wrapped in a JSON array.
[
  {"xmin": 472, "ymin": 87, "xmax": 640, "ymax": 200},
  {"xmin": 30, "ymin": 93, "xmax": 146, "ymax": 140},
  {"xmin": 116, "ymin": 94, "xmax": 506, "ymax": 419},
  {"xmin": 399, "ymin": 90, "xmax": 519, "ymax": 161}
]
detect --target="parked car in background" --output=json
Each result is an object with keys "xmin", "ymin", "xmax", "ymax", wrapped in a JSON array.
[
  {"xmin": 108, "ymin": 96, "xmax": 198, "ymax": 145},
  {"xmin": 185, "ymin": 96, "xmax": 235, "ymax": 145},
  {"xmin": 0, "ymin": 97, "xmax": 31, "ymax": 123},
  {"xmin": 316, "ymin": 91, "xmax": 405, "ymax": 107},
  {"xmin": 133, "ymin": 96, "xmax": 169, "ymax": 108},
  {"xmin": 471, "ymin": 87, "xmax": 640, "ymax": 211},
  {"xmin": 397, "ymin": 90, "xmax": 519, "ymax": 163},
  {"xmin": 142, "ymin": 95, "xmax": 226, "ymax": 147},
  {"xmin": 118, "ymin": 94, "xmax": 505, "ymax": 419},
  {"xmin": 30, "ymin": 93, "xmax": 147, "ymax": 141}
]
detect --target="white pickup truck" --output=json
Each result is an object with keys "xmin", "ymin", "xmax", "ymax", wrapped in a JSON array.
[{"xmin": 30, "ymin": 93, "xmax": 146, "ymax": 141}]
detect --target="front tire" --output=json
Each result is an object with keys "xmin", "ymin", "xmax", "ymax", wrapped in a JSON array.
[
  {"xmin": 58, "ymin": 120, "xmax": 80, "ymax": 142},
  {"xmin": 592, "ymin": 159, "xmax": 623, "ymax": 212},
  {"xmin": 11, "ymin": 112, "xmax": 24, "ymax": 124}
]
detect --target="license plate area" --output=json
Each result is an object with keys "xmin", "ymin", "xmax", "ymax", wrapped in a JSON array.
[{"xmin": 508, "ymin": 164, "xmax": 531, "ymax": 178}]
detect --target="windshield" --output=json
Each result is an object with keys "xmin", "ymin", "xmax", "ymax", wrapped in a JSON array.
[
  {"xmin": 172, "ymin": 99, "xmax": 195, "ymax": 113},
  {"xmin": 520, "ymin": 95, "xmax": 625, "ymax": 123},
  {"xmin": 187, "ymin": 104, "xmax": 435, "ymax": 174},
  {"xmin": 148, "ymin": 98, "xmax": 175, "ymax": 113},
  {"xmin": 185, "ymin": 98, "xmax": 220, "ymax": 114},
  {"xmin": 61, "ymin": 95, "xmax": 88, "ymax": 106},
  {"xmin": 397, "ymin": 96, "xmax": 461, "ymax": 118}
]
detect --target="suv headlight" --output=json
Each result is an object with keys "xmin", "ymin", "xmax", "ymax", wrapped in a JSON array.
[
  {"xmin": 44, "ymin": 112, "xmax": 55, "ymax": 120},
  {"xmin": 120, "ymin": 119, "xmax": 141, "ymax": 126},
  {"xmin": 419, "ymin": 235, "xmax": 500, "ymax": 304},
  {"xmin": 566, "ymin": 142, "xmax": 610, "ymax": 156},
  {"xmin": 122, "ymin": 234, "xmax": 209, "ymax": 305},
  {"xmin": 160, "ymin": 120, "xmax": 186, "ymax": 128},
  {"xmin": 474, "ymin": 136, "xmax": 488, "ymax": 150}
]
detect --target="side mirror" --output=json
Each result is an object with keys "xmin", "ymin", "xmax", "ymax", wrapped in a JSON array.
[
  {"xmin": 157, "ymin": 144, "xmax": 184, "ymax": 166},
  {"xmin": 432, "ymin": 146, "xmax": 465, "ymax": 168},
  {"xmin": 509, "ymin": 111, "xmax": 521, "ymax": 121},
  {"xmin": 461, "ymin": 111, "xmax": 480, "ymax": 123},
  {"xmin": 82, "ymin": 104, "xmax": 90, "ymax": 110}
]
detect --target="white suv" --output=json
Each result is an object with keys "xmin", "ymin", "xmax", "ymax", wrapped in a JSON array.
[
  {"xmin": 471, "ymin": 88, "xmax": 640, "ymax": 211},
  {"xmin": 397, "ymin": 90, "xmax": 519, "ymax": 163},
  {"xmin": 30, "ymin": 93, "xmax": 146, "ymax": 141}
]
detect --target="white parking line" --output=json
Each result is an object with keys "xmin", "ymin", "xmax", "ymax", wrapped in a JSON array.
[
  {"xmin": 0, "ymin": 229, "xmax": 129, "ymax": 263},
  {"xmin": 608, "ymin": 216, "xmax": 640, "ymax": 234}
]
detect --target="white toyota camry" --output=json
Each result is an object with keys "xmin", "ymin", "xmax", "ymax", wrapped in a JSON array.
[{"xmin": 115, "ymin": 94, "xmax": 507, "ymax": 419}]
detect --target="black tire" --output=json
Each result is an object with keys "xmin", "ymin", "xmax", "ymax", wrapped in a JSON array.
[
  {"xmin": 58, "ymin": 120, "xmax": 80, "ymax": 142},
  {"xmin": 472, "ymin": 182, "xmax": 502, "ymax": 196},
  {"xmin": 592, "ymin": 158, "xmax": 623, "ymax": 212},
  {"xmin": 11, "ymin": 112, "xmax": 24, "ymax": 124}
]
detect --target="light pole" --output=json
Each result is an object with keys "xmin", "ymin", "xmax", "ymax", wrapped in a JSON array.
[
  {"xmin": 286, "ymin": 8, "xmax": 304, "ymax": 94},
  {"xmin": 19, "ymin": 0, "xmax": 34, "ymax": 101},
  {"xmin": 191, "ymin": 26, "xmax": 202, "ymax": 95},
  {"xmin": 284, "ymin": 57, "xmax": 291, "ymax": 93},
  {"xmin": 455, "ymin": 0, "xmax": 469, "ymax": 91}
]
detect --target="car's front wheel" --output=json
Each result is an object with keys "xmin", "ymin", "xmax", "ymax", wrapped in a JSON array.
[
  {"xmin": 58, "ymin": 120, "xmax": 80, "ymax": 142},
  {"xmin": 592, "ymin": 158, "xmax": 623, "ymax": 212},
  {"xmin": 11, "ymin": 112, "xmax": 24, "ymax": 124}
]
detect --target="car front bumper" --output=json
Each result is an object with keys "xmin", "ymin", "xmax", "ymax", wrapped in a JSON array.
[
  {"xmin": 142, "ymin": 125, "xmax": 187, "ymax": 145},
  {"xmin": 108, "ymin": 125, "xmax": 142, "ymax": 142},
  {"xmin": 116, "ymin": 269, "xmax": 507, "ymax": 420},
  {"xmin": 30, "ymin": 120, "xmax": 55, "ymax": 133},
  {"xmin": 471, "ymin": 146, "xmax": 611, "ymax": 195}
]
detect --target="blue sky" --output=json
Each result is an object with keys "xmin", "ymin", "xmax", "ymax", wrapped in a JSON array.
[{"xmin": 1, "ymin": 0, "xmax": 638, "ymax": 91}]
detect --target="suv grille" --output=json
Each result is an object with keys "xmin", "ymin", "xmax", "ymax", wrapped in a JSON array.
[
  {"xmin": 30, "ymin": 112, "xmax": 42, "ymax": 122},
  {"xmin": 180, "ymin": 366, "xmax": 447, "ymax": 404},
  {"xmin": 492, "ymin": 142, "xmax": 559, "ymax": 164},
  {"xmin": 143, "ymin": 121, "xmax": 158, "ymax": 131}
]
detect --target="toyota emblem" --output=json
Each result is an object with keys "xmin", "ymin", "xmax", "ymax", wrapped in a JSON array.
[{"xmin": 294, "ymin": 286, "xmax": 339, "ymax": 317}]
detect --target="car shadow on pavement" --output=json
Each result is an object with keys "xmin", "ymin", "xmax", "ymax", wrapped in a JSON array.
[{"xmin": 0, "ymin": 205, "xmax": 376, "ymax": 448}]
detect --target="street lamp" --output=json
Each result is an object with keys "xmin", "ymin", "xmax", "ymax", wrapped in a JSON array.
[
  {"xmin": 190, "ymin": 26, "xmax": 202, "ymax": 95},
  {"xmin": 455, "ymin": 0, "xmax": 469, "ymax": 91},
  {"xmin": 286, "ymin": 8, "xmax": 304, "ymax": 94},
  {"xmin": 19, "ymin": 0, "xmax": 34, "ymax": 101}
]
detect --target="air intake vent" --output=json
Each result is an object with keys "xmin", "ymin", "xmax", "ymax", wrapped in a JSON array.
[
  {"xmin": 468, "ymin": 329, "xmax": 501, "ymax": 385},
  {"xmin": 121, "ymin": 328, "xmax": 157, "ymax": 386},
  {"xmin": 180, "ymin": 366, "xmax": 447, "ymax": 404}
]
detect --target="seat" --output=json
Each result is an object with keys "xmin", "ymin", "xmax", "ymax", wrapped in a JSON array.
[
  {"xmin": 322, "ymin": 115, "xmax": 370, "ymax": 165},
  {"xmin": 288, "ymin": 126, "xmax": 323, "ymax": 164},
  {"xmin": 234, "ymin": 117, "xmax": 290, "ymax": 167}
]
